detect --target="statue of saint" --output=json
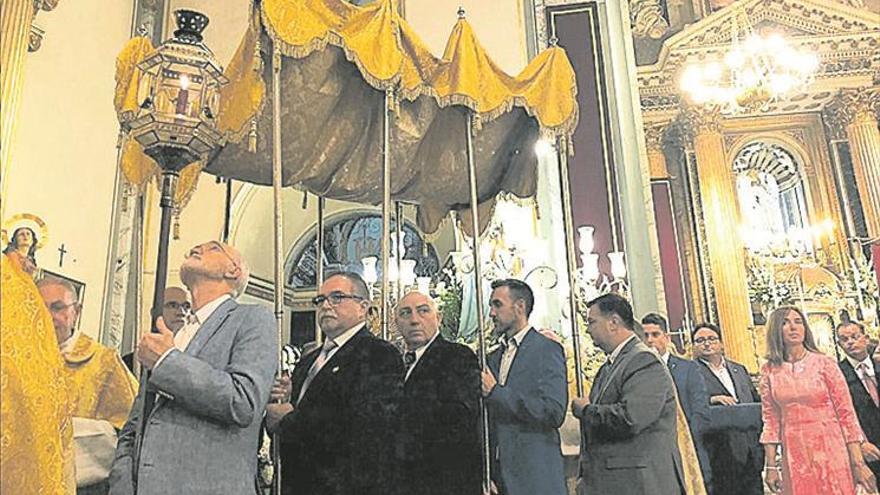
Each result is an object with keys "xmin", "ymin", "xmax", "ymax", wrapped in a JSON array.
[{"xmin": 3, "ymin": 226, "xmax": 39, "ymax": 275}]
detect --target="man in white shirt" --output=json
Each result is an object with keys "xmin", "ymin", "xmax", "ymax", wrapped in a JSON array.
[
  {"xmin": 265, "ymin": 272, "xmax": 403, "ymax": 495},
  {"xmin": 837, "ymin": 320, "xmax": 880, "ymax": 479},
  {"xmin": 396, "ymin": 291, "xmax": 481, "ymax": 495},
  {"xmin": 109, "ymin": 241, "xmax": 278, "ymax": 495},
  {"xmin": 481, "ymin": 279, "xmax": 567, "ymax": 495},
  {"xmin": 691, "ymin": 322, "xmax": 763, "ymax": 495}
]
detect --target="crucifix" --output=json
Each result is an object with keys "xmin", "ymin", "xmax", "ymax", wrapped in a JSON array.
[{"xmin": 58, "ymin": 243, "xmax": 68, "ymax": 267}]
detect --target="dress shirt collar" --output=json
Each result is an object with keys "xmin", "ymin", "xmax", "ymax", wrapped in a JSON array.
[
  {"xmin": 847, "ymin": 354, "xmax": 875, "ymax": 377},
  {"xmin": 608, "ymin": 334, "xmax": 637, "ymax": 364},
  {"xmin": 659, "ymin": 350, "xmax": 670, "ymax": 366},
  {"xmin": 409, "ymin": 331, "xmax": 440, "ymax": 362},
  {"xmin": 700, "ymin": 356, "xmax": 727, "ymax": 371},
  {"xmin": 192, "ymin": 294, "xmax": 231, "ymax": 325},
  {"xmin": 325, "ymin": 321, "xmax": 365, "ymax": 351},
  {"xmin": 58, "ymin": 330, "xmax": 80, "ymax": 355},
  {"xmin": 502, "ymin": 324, "xmax": 531, "ymax": 349}
]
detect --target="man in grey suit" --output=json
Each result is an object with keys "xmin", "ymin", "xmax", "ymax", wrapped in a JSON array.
[
  {"xmin": 109, "ymin": 241, "xmax": 278, "ymax": 495},
  {"xmin": 572, "ymin": 294, "xmax": 685, "ymax": 495},
  {"xmin": 481, "ymin": 279, "xmax": 568, "ymax": 495}
]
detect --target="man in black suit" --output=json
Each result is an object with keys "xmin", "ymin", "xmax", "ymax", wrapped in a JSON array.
[
  {"xmin": 642, "ymin": 313, "xmax": 712, "ymax": 492},
  {"xmin": 396, "ymin": 291, "xmax": 481, "ymax": 495},
  {"xmin": 692, "ymin": 322, "xmax": 763, "ymax": 495},
  {"xmin": 837, "ymin": 320, "xmax": 880, "ymax": 479},
  {"xmin": 481, "ymin": 279, "xmax": 568, "ymax": 495},
  {"xmin": 266, "ymin": 272, "xmax": 404, "ymax": 495}
]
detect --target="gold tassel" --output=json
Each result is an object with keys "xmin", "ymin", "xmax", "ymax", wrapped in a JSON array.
[{"xmin": 248, "ymin": 118, "xmax": 258, "ymax": 152}]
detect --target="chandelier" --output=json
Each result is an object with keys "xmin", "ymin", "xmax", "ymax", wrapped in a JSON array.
[{"xmin": 679, "ymin": 10, "xmax": 818, "ymax": 115}]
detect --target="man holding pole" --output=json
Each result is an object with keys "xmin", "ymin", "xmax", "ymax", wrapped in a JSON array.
[
  {"xmin": 109, "ymin": 241, "xmax": 278, "ymax": 495},
  {"xmin": 481, "ymin": 278, "xmax": 568, "ymax": 495}
]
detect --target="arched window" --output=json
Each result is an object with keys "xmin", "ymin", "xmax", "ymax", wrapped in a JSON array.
[
  {"xmin": 734, "ymin": 142, "xmax": 810, "ymax": 252},
  {"xmin": 285, "ymin": 212, "xmax": 441, "ymax": 290}
]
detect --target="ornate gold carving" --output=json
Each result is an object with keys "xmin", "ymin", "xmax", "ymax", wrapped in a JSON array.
[
  {"xmin": 643, "ymin": 122, "xmax": 667, "ymax": 151},
  {"xmin": 825, "ymin": 87, "xmax": 880, "ymax": 128},
  {"xmin": 28, "ymin": 24, "xmax": 43, "ymax": 52},
  {"xmin": 678, "ymin": 106, "xmax": 723, "ymax": 138},
  {"xmin": 630, "ymin": 0, "xmax": 669, "ymax": 39}
]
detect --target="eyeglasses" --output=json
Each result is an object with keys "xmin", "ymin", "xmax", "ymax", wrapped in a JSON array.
[
  {"xmin": 164, "ymin": 301, "xmax": 192, "ymax": 312},
  {"xmin": 48, "ymin": 301, "xmax": 78, "ymax": 313},
  {"xmin": 694, "ymin": 336, "xmax": 720, "ymax": 345},
  {"xmin": 311, "ymin": 292, "xmax": 364, "ymax": 307}
]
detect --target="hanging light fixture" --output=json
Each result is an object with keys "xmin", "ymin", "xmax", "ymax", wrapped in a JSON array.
[{"xmin": 679, "ymin": 8, "xmax": 818, "ymax": 115}]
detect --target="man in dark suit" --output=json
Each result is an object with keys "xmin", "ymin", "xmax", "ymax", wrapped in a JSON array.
[
  {"xmin": 692, "ymin": 322, "xmax": 763, "ymax": 495},
  {"xmin": 110, "ymin": 241, "xmax": 278, "ymax": 495},
  {"xmin": 266, "ymin": 272, "xmax": 404, "ymax": 495},
  {"xmin": 643, "ymin": 312, "xmax": 712, "ymax": 492},
  {"xmin": 837, "ymin": 320, "xmax": 880, "ymax": 479},
  {"xmin": 481, "ymin": 279, "xmax": 567, "ymax": 495},
  {"xmin": 572, "ymin": 294, "xmax": 684, "ymax": 495},
  {"xmin": 396, "ymin": 291, "xmax": 481, "ymax": 495}
]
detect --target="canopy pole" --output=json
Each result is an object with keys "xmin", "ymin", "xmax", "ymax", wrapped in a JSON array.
[
  {"xmin": 395, "ymin": 201, "xmax": 404, "ymax": 300},
  {"xmin": 556, "ymin": 135, "xmax": 585, "ymax": 397},
  {"xmin": 271, "ymin": 43, "xmax": 284, "ymax": 495},
  {"xmin": 381, "ymin": 88, "xmax": 393, "ymax": 340},
  {"xmin": 315, "ymin": 194, "xmax": 325, "ymax": 345},
  {"xmin": 465, "ymin": 110, "xmax": 491, "ymax": 494}
]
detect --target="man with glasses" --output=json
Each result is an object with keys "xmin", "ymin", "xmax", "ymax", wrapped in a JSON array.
[
  {"xmin": 266, "ymin": 271, "xmax": 404, "ymax": 495},
  {"xmin": 38, "ymin": 276, "xmax": 138, "ymax": 494},
  {"xmin": 122, "ymin": 287, "xmax": 191, "ymax": 372},
  {"xmin": 692, "ymin": 322, "xmax": 763, "ymax": 495},
  {"xmin": 110, "ymin": 241, "xmax": 278, "ymax": 495}
]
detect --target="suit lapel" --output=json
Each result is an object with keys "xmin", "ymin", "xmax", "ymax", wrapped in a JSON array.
[
  {"xmin": 299, "ymin": 328, "xmax": 369, "ymax": 403},
  {"xmin": 407, "ymin": 337, "xmax": 442, "ymax": 385},
  {"xmin": 595, "ymin": 338, "xmax": 642, "ymax": 402},
  {"xmin": 291, "ymin": 348, "xmax": 321, "ymax": 403},
  {"xmin": 185, "ymin": 298, "xmax": 237, "ymax": 357},
  {"xmin": 504, "ymin": 328, "xmax": 536, "ymax": 383}
]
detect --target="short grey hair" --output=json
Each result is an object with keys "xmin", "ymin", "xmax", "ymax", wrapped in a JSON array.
[{"xmin": 36, "ymin": 276, "xmax": 80, "ymax": 303}]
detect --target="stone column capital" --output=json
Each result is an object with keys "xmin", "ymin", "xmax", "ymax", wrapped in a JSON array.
[
  {"xmin": 825, "ymin": 87, "xmax": 880, "ymax": 130},
  {"xmin": 677, "ymin": 105, "xmax": 723, "ymax": 140},
  {"xmin": 643, "ymin": 122, "xmax": 668, "ymax": 152}
]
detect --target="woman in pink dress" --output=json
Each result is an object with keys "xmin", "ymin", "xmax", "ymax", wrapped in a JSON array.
[{"xmin": 759, "ymin": 306, "xmax": 877, "ymax": 494}]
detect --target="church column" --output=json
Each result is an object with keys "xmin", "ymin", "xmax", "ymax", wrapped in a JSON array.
[
  {"xmin": 0, "ymin": 0, "xmax": 36, "ymax": 217},
  {"xmin": 0, "ymin": 0, "xmax": 58, "ymax": 219},
  {"xmin": 827, "ymin": 88, "xmax": 880, "ymax": 239},
  {"xmin": 682, "ymin": 107, "xmax": 757, "ymax": 371}
]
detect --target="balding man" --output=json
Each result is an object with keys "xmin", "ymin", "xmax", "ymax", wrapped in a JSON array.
[
  {"xmin": 38, "ymin": 276, "xmax": 137, "ymax": 494},
  {"xmin": 396, "ymin": 291, "xmax": 481, "ymax": 495},
  {"xmin": 122, "ymin": 287, "xmax": 191, "ymax": 372},
  {"xmin": 109, "ymin": 241, "xmax": 278, "ymax": 495},
  {"xmin": 266, "ymin": 271, "xmax": 403, "ymax": 495}
]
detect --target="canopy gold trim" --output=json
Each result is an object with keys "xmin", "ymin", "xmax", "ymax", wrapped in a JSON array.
[{"xmin": 115, "ymin": 0, "xmax": 579, "ymax": 233}]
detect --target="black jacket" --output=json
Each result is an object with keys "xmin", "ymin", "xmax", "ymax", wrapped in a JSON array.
[
  {"xmin": 278, "ymin": 327, "xmax": 404, "ymax": 495},
  {"xmin": 401, "ymin": 337, "xmax": 481, "ymax": 495},
  {"xmin": 839, "ymin": 358, "xmax": 880, "ymax": 478}
]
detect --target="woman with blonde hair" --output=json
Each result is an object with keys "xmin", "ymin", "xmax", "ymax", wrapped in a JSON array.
[{"xmin": 759, "ymin": 305, "xmax": 876, "ymax": 494}]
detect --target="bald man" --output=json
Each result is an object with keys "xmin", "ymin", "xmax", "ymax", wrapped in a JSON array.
[
  {"xmin": 110, "ymin": 241, "xmax": 277, "ymax": 495},
  {"xmin": 397, "ymin": 291, "xmax": 481, "ymax": 495},
  {"xmin": 123, "ymin": 287, "xmax": 191, "ymax": 372}
]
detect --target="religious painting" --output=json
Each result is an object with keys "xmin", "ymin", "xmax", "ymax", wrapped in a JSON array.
[{"xmin": 37, "ymin": 269, "xmax": 86, "ymax": 310}]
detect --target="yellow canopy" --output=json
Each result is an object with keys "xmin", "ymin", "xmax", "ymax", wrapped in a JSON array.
[{"xmin": 116, "ymin": 0, "xmax": 579, "ymax": 233}]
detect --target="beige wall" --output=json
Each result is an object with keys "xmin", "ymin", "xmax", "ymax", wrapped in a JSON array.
[{"xmin": 5, "ymin": 0, "xmax": 132, "ymax": 338}]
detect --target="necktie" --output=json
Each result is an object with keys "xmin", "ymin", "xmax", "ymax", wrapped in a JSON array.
[
  {"xmin": 297, "ymin": 340, "xmax": 338, "ymax": 404},
  {"xmin": 860, "ymin": 362, "xmax": 879, "ymax": 407},
  {"xmin": 404, "ymin": 351, "xmax": 416, "ymax": 371}
]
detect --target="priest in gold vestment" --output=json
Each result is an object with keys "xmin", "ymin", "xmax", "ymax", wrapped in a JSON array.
[
  {"xmin": 37, "ymin": 277, "xmax": 138, "ymax": 491},
  {"xmin": 0, "ymin": 252, "xmax": 76, "ymax": 495}
]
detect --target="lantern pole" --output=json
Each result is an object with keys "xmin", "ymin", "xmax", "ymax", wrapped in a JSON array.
[
  {"xmin": 395, "ymin": 200, "xmax": 404, "ymax": 299},
  {"xmin": 271, "ymin": 42, "xmax": 285, "ymax": 495},
  {"xmin": 381, "ymin": 88, "xmax": 393, "ymax": 340},
  {"xmin": 464, "ymin": 109, "xmax": 491, "ymax": 493},
  {"xmin": 556, "ymin": 135, "xmax": 585, "ymax": 397}
]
